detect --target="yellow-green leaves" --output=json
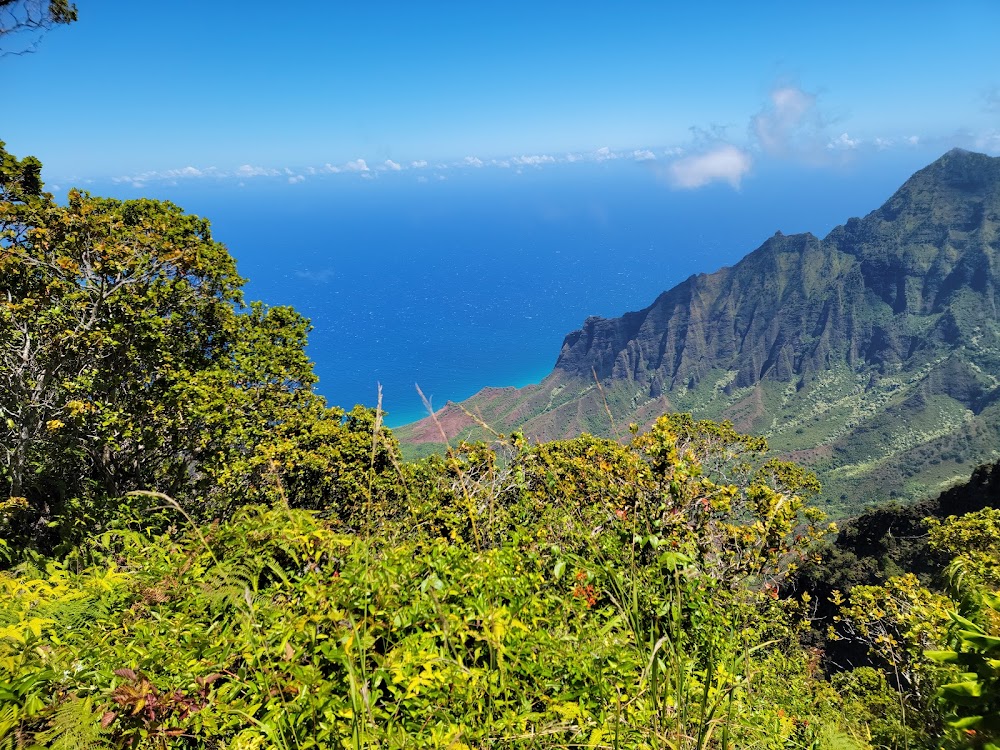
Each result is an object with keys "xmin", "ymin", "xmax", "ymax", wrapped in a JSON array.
[{"xmin": 930, "ymin": 589, "xmax": 1000, "ymax": 745}]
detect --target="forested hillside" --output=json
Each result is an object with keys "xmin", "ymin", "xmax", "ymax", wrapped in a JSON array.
[{"xmin": 3, "ymin": 145, "xmax": 1000, "ymax": 749}]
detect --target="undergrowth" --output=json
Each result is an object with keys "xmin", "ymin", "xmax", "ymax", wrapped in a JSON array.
[{"xmin": 0, "ymin": 413, "xmax": 995, "ymax": 748}]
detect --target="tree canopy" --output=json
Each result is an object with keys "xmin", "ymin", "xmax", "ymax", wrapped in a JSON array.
[{"xmin": 0, "ymin": 141, "xmax": 391, "ymax": 554}]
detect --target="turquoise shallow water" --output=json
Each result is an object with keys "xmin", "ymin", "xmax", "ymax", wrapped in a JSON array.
[{"xmin": 87, "ymin": 151, "xmax": 942, "ymax": 426}]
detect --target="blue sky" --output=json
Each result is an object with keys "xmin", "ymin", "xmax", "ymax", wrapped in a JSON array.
[
  {"xmin": 4, "ymin": 1, "xmax": 1000, "ymax": 187},
  {"xmin": 5, "ymin": 0, "xmax": 1000, "ymax": 421}
]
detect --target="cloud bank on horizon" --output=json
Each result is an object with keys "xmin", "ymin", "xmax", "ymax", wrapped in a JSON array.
[
  {"xmin": 103, "ymin": 84, "xmax": 1000, "ymax": 192},
  {"xmin": 7, "ymin": 1, "xmax": 999, "ymax": 196}
]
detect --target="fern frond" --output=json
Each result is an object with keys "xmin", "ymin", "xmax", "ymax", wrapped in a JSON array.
[{"xmin": 34, "ymin": 695, "xmax": 113, "ymax": 750}]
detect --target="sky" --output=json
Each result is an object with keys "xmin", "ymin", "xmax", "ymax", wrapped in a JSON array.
[
  {"xmin": 3, "ymin": 1, "xmax": 1000, "ymax": 187},
  {"xmin": 4, "ymin": 1, "xmax": 1000, "ymax": 423}
]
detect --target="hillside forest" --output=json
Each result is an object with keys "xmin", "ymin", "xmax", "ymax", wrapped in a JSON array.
[{"xmin": 2, "ymin": 138, "xmax": 1000, "ymax": 750}]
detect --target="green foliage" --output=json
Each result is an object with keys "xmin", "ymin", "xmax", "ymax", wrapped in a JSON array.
[
  {"xmin": 928, "ymin": 592, "xmax": 1000, "ymax": 747},
  {"xmin": 929, "ymin": 510, "xmax": 1000, "ymax": 592},
  {"xmin": 830, "ymin": 507, "xmax": 1000, "ymax": 749},
  {"xmin": 922, "ymin": 513, "xmax": 1000, "ymax": 748},
  {"xmin": 0, "ymin": 412, "xmax": 863, "ymax": 749},
  {"xmin": 834, "ymin": 574, "xmax": 954, "ymax": 747},
  {"xmin": 0, "ymin": 142, "xmax": 396, "ymax": 555},
  {"xmin": 0, "ymin": 515, "xmax": 840, "ymax": 748}
]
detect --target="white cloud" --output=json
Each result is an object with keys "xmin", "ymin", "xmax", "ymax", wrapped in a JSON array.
[
  {"xmin": 751, "ymin": 85, "xmax": 825, "ymax": 157},
  {"xmin": 565, "ymin": 152, "xmax": 583, "ymax": 162},
  {"xmin": 512, "ymin": 154, "xmax": 556, "ymax": 166},
  {"xmin": 827, "ymin": 132, "xmax": 860, "ymax": 150},
  {"xmin": 464, "ymin": 156, "xmax": 484, "ymax": 167},
  {"xmin": 345, "ymin": 158, "xmax": 369, "ymax": 172},
  {"xmin": 113, "ymin": 165, "xmax": 224, "ymax": 184},
  {"xmin": 236, "ymin": 164, "xmax": 279, "ymax": 177},
  {"xmin": 667, "ymin": 144, "xmax": 752, "ymax": 189},
  {"xmin": 288, "ymin": 174, "xmax": 305, "ymax": 184},
  {"xmin": 906, "ymin": 135, "xmax": 920, "ymax": 146},
  {"xmin": 384, "ymin": 159, "xmax": 402, "ymax": 171},
  {"xmin": 594, "ymin": 146, "xmax": 619, "ymax": 162},
  {"xmin": 633, "ymin": 149, "xmax": 657, "ymax": 162},
  {"xmin": 410, "ymin": 159, "xmax": 428, "ymax": 168},
  {"xmin": 873, "ymin": 137, "xmax": 894, "ymax": 150},
  {"xmin": 323, "ymin": 163, "xmax": 342, "ymax": 173}
]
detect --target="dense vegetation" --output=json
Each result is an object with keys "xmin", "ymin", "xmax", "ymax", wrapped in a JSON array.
[{"xmin": 2, "ymin": 144, "xmax": 1000, "ymax": 748}]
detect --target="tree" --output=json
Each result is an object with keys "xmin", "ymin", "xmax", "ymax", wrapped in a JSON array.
[
  {"xmin": 1, "ymin": 141, "xmax": 244, "ymax": 542},
  {"xmin": 0, "ymin": 141, "xmax": 396, "ymax": 554},
  {"xmin": 0, "ymin": 0, "xmax": 76, "ymax": 54}
]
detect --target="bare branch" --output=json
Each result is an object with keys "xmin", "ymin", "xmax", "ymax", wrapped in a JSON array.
[{"xmin": 0, "ymin": 0, "xmax": 77, "ymax": 56}]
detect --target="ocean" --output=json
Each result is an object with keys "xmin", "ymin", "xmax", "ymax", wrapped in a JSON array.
[{"xmin": 89, "ymin": 149, "xmax": 943, "ymax": 426}]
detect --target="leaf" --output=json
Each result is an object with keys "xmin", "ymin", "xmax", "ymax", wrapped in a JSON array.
[
  {"xmin": 960, "ymin": 633, "xmax": 1000, "ymax": 652},
  {"xmin": 951, "ymin": 716, "xmax": 985, "ymax": 732},
  {"xmin": 925, "ymin": 649, "xmax": 960, "ymax": 663},
  {"xmin": 588, "ymin": 727, "xmax": 605, "ymax": 748},
  {"xmin": 939, "ymin": 680, "xmax": 983, "ymax": 706},
  {"xmin": 25, "ymin": 617, "xmax": 53, "ymax": 638},
  {"xmin": 949, "ymin": 612, "xmax": 986, "ymax": 635}
]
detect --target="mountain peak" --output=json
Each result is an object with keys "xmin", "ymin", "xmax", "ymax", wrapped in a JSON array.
[
  {"xmin": 855, "ymin": 148, "xmax": 1000, "ymax": 235},
  {"xmin": 902, "ymin": 147, "xmax": 1000, "ymax": 192}
]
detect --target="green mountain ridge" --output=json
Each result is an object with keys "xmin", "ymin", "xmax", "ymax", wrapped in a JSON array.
[{"xmin": 398, "ymin": 148, "xmax": 1000, "ymax": 513}]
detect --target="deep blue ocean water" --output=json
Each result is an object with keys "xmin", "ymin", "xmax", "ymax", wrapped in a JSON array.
[{"xmin": 90, "ymin": 149, "xmax": 943, "ymax": 426}]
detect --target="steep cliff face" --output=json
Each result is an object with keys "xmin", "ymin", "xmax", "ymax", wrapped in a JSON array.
[
  {"xmin": 553, "ymin": 233, "xmax": 869, "ymax": 391},
  {"xmin": 553, "ymin": 148, "xmax": 1000, "ymax": 397},
  {"xmin": 397, "ymin": 150, "xmax": 1000, "ymax": 513}
]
